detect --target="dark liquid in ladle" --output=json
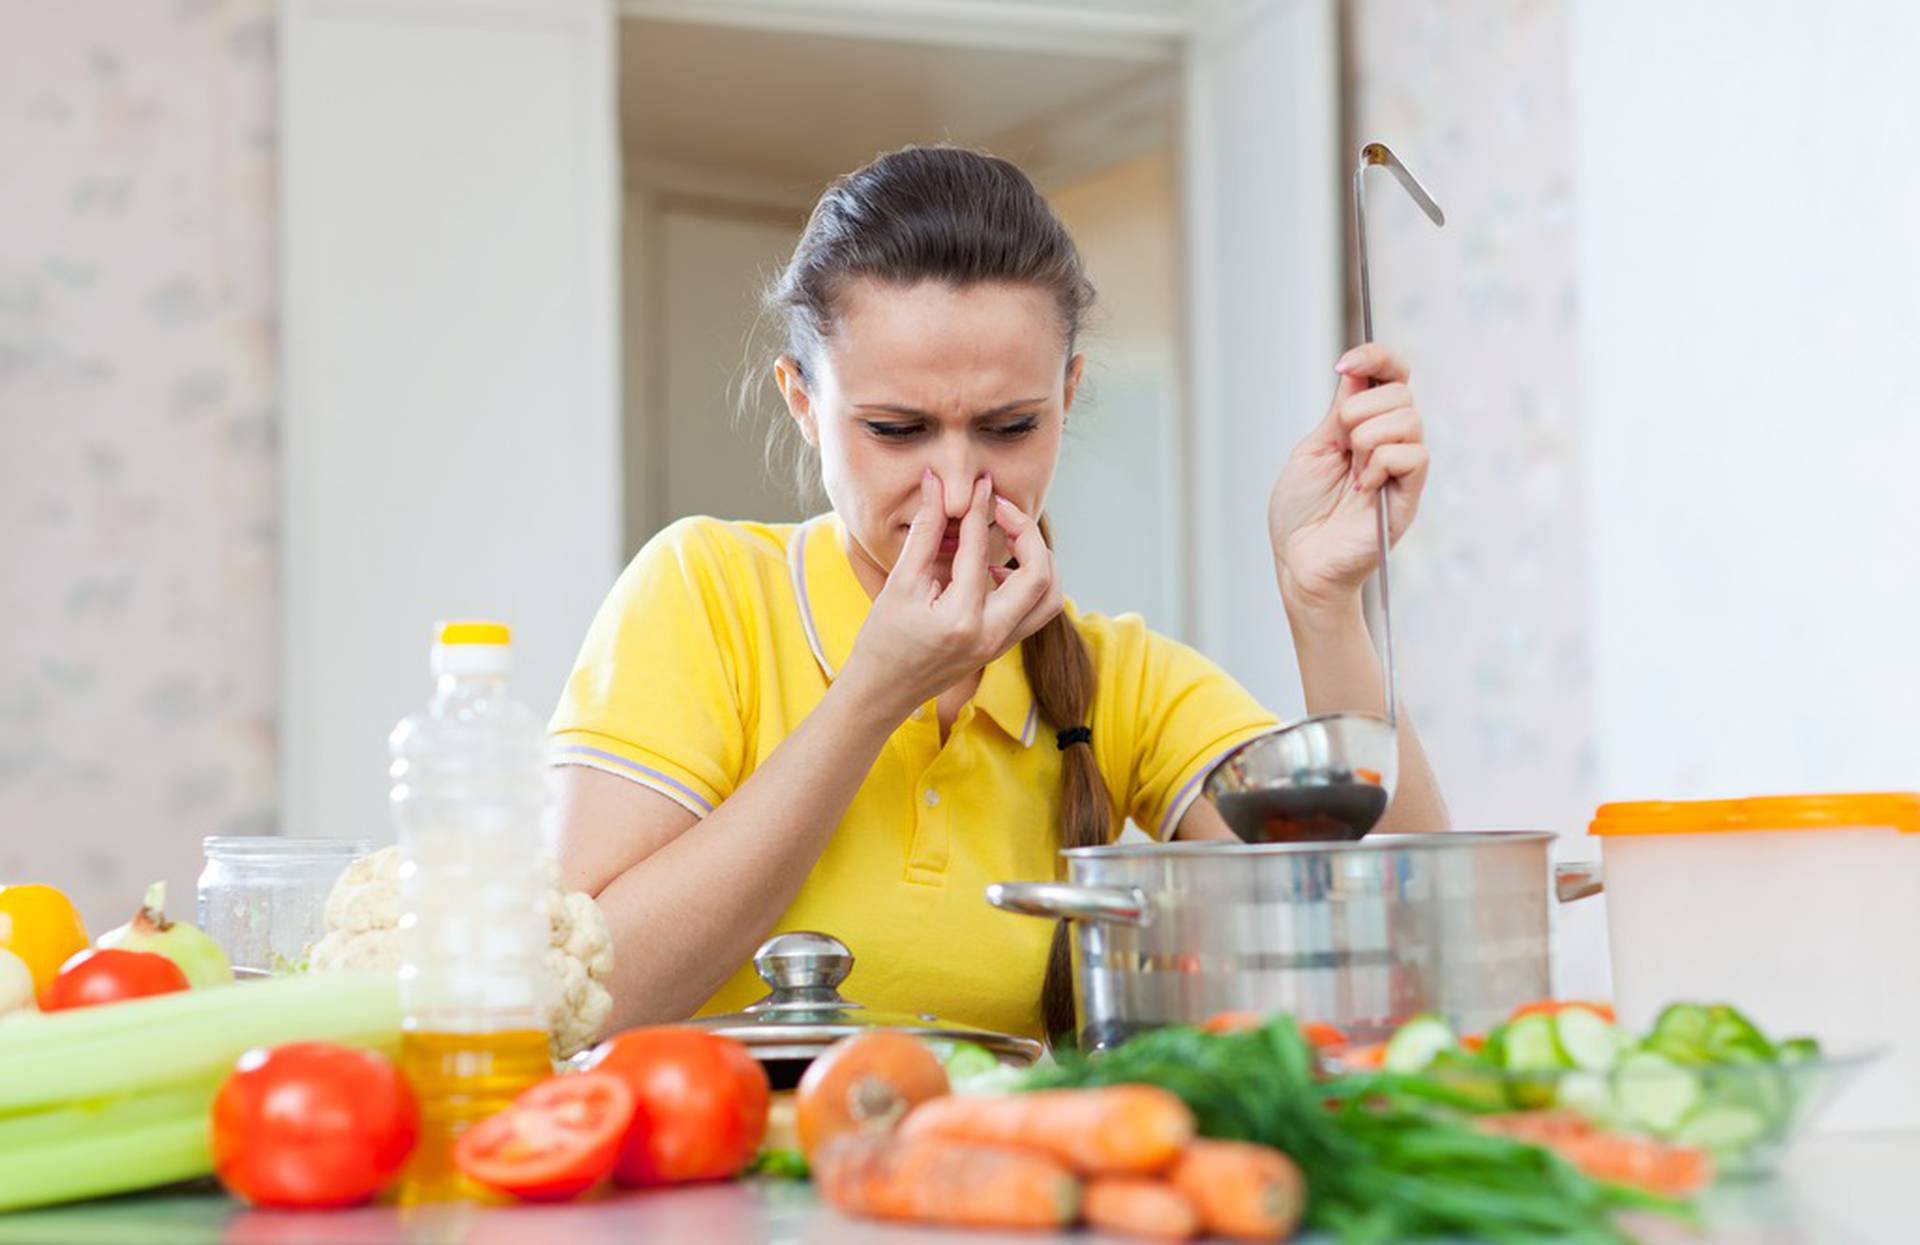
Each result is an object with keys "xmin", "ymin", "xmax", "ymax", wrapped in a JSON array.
[{"xmin": 1214, "ymin": 783, "xmax": 1390, "ymax": 843}]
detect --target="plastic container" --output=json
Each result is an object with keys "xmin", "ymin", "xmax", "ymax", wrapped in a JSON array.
[
  {"xmin": 389, "ymin": 620, "xmax": 554, "ymax": 1201},
  {"xmin": 1583, "ymin": 793, "xmax": 1920, "ymax": 1132},
  {"xmin": 197, "ymin": 837, "xmax": 371, "ymax": 974}
]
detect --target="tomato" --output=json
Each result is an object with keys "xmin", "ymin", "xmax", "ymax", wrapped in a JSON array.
[
  {"xmin": 795, "ymin": 1031, "xmax": 948, "ymax": 1160},
  {"xmin": 40, "ymin": 947, "xmax": 189, "ymax": 1011},
  {"xmin": 585, "ymin": 1027, "xmax": 769, "ymax": 1185},
  {"xmin": 1506, "ymin": 999, "xmax": 1617, "ymax": 1025},
  {"xmin": 454, "ymin": 1072, "xmax": 634, "ymax": 1201},
  {"xmin": 212, "ymin": 1042, "xmax": 420, "ymax": 1208},
  {"xmin": 0, "ymin": 884, "xmax": 91, "ymax": 1003}
]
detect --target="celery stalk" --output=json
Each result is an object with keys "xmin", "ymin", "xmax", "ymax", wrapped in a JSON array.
[
  {"xmin": 0, "ymin": 972, "xmax": 397, "ymax": 1055},
  {"xmin": 0, "ymin": 1076, "xmax": 221, "ymax": 1151},
  {"xmin": 0, "ymin": 1111, "xmax": 210, "ymax": 1212},
  {"xmin": 0, "ymin": 975, "xmax": 400, "ymax": 1112}
]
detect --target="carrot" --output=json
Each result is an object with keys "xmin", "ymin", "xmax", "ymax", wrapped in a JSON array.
[
  {"xmin": 1202, "ymin": 1010, "xmax": 1265, "ymax": 1034},
  {"xmin": 1300, "ymin": 1022, "xmax": 1349, "ymax": 1050},
  {"xmin": 1460, "ymin": 1033, "xmax": 1487, "ymax": 1054},
  {"xmin": 1083, "ymin": 1177, "xmax": 1200, "ymax": 1240},
  {"xmin": 1476, "ymin": 1112, "xmax": 1713, "ymax": 1198},
  {"xmin": 1168, "ymin": 1139, "xmax": 1305, "ymax": 1241},
  {"xmin": 813, "ymin": 1132, "xmax": 1080, "ymax": 1229},
  {"xmin": 900, "ymin": 1086, "xmax": 1194, "ymax": 1177}
]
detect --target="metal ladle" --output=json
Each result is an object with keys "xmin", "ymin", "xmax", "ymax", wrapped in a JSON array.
[{"xmin": 1203, "ymin": 142, "xmax": 1445, "ymax": 843}]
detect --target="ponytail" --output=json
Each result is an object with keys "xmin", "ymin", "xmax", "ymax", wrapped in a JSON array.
[{"xmin": 1021, "ymin": 517, "xmax": 1113, "ymax": 1045}]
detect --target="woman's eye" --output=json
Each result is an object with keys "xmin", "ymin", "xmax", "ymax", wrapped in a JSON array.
[
  {"xmin": 863, "ymin": 422, "xmax": 924, "ymax": 441},
  {"xmin": 987, "ymin": 419, "xmax": 1040, "ymax": 440}
]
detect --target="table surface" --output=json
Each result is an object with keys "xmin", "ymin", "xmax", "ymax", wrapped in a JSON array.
[{"xmin": 1, "ymin": 1130, "xmax": 1912, "ymax": 1245}]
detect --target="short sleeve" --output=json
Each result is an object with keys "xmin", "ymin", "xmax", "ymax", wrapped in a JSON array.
[
  {"xmin": 1089, "ymin": 615, "xmax": 1280, "ymax": 841},
  {"xmin": 548, "ymin": 518, "xmax": 750, "ymax": 818}
]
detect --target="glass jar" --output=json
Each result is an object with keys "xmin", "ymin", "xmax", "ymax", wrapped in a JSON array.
[{"xmin": 196, "ymin": 837, "xmax": 373, "ymax": 974}]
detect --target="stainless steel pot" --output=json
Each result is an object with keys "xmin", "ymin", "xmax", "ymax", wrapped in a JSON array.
[{"xmin": 988, "ymin": 831, "xmax": 1553, "ymax": 1051}]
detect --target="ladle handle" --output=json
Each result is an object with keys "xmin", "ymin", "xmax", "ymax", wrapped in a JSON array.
[{"xmin": 1355, "ymin": 160, "xmax": 1399, "ymax": 728}]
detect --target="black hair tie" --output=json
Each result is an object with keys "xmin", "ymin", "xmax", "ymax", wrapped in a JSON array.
[{"xmin": 1056, "ymin": 726, "xmax": 1092, "ymax": 751}]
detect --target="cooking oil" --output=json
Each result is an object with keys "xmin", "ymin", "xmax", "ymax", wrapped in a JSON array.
[
  {"xmin": 388, "ymin": 622, "xmax": 555, "ymax": 1204},
  {"xmin": 396, "ymin": 1028, "xmax": 552, "ymax": 1204}
]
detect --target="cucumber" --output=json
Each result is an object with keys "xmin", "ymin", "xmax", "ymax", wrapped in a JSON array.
[
  {"xmin": 1648, "ymin": 1003, "xmax": 1713, "ymax": 1064},
  {"xmin": 1778, "ymin": 1036, "xmax": 1822, "ymax": 1064},
  {"xmin": 1501, "ymin": 1014, "xmax": 1564, "ymax": 1072},
  {"xmin": 1615, "ymin": 1050, "xmax": 1704, "ymax": 1134},
  {"xmin": 1674, "ymin": 1102, "xmax": 1769, "ymax": 1152},
  {"xmin": 1384, "ymin": 1014, "xmax": 1457, "ymax": 1074},
  {"xmin": 1427, "ymin": 1049, "xmax": 1512, "ymax": 1110},
  {"xmin": 1501, "ymin": 1014, "xmax": 1564, "ymax": 1109},
  {"xmin": 1553, "ymin": 1007, "xmax": 1621, "ymax": 1072},
  {"xmin": 1554, "ymin": 1070, "xmax": 1618, "ymax": 1122},
  {"xmin": 1706, "ymin": 1004, "xmax": 1774, "ymax": 1060}
]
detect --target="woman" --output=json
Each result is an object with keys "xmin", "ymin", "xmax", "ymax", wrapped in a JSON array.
[{"xmin": 551, "ymin": 146, "xmax": 1445, "ymax": 1042}]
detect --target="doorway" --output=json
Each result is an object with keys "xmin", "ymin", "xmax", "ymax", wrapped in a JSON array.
[{"xmin": 617, "ymin": 13, "xmax": 1189, "ymax": 632}]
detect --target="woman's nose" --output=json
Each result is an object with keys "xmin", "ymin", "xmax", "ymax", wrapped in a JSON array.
[{"xmin": 931, "ymin": 454, "xmax": 986, "ymax": 519}]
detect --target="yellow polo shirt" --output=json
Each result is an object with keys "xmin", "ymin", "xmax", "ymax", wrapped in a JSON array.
[{"xmin": 550, "ymin": 514, "xmax": 1279, "ymax": 1039}]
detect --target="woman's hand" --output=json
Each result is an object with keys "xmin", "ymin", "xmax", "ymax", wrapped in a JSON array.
[
  {"xmin": 1268, "ymin": 343, "xmax": 1429, "ymax": 619},
  {"xmin": 838, "ymin": 471, "xmax": 1063, "ymax": 720}
]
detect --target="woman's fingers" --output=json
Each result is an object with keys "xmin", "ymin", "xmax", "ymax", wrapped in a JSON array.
[
  {"xmin": 1334, "ymin": 341, "xmax": 1410, "ymax": 386},
  {"xmin": 1356, "ymin": 440, "xmax": 1429, "ymax": 496},
  {"xmin": 984, "ymin": 495, "xmax": 1056, "ymax": 637},
  {"xmin": 1347, "ymin": 406, "xmax": 1423, "ymax": 483},
  {"xmin": 1336, "ymin": 382, "xmax": 1413, "ymax": 430},
  {"xmin": 892, "ymin": 471, "xmax": 947, "ymax": 593},
  {"xmin": 941, "ymin": 475, "xmax": 995, "ymax": 609}
]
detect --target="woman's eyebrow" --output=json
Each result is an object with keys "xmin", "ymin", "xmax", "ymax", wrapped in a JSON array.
[{"xmin": 853, "ymin": 399, "xmax": 1047, "ymax": 419}]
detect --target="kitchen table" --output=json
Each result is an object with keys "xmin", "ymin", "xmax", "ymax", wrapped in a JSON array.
[{"xmin": 1, "ymin": 1130, "xmax": 1911, "ymax": 1245}]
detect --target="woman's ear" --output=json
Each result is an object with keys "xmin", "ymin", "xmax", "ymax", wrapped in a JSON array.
[
  {"xmin": 1062, "ymin": 353, "xmax": 1086, "ymax": 415},
  {"xmin": 774, "ymin": 356, "xmax": 817, "ymax": 447}
]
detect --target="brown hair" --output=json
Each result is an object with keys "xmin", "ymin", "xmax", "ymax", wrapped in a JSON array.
[{"xmin": 768, "ymin": 146, "xmax": 1111, "ymax": 1043}]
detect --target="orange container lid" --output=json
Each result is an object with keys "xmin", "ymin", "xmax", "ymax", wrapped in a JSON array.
[{"xmin": 1591, "ymin": 792, "xmax": 1920, "ymax": 836}]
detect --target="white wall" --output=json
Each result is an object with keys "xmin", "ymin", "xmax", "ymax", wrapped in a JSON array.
[
  {"xmin": 1045, "ymin": 149, "xmax": 1186, "ymax": 636},
  {"xmin": 280, "ymin": 0, "xmax": 622, "ymax": 842},
  {"xmin": 1570, "ymin": 1, "xmax": 1920, "ymax": 800},
  {"xmin": 1183, "ymin": 0, "xmax": 1342, "ymax": 716}
]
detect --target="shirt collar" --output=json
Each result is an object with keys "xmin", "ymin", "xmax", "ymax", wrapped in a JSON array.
[{"xmin": 789, "ymin": 512, "xmax": 1039, "ymax": 748}]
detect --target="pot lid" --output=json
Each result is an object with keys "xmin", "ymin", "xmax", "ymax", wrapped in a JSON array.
[{"xmin": 688, "ymin": 931, "xmax": 1043, "ymax": 1067}]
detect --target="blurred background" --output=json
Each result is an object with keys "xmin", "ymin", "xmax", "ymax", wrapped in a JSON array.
[{"xmin": 3, "ymin": 0, "xmax": 1917, "ymax": 994}]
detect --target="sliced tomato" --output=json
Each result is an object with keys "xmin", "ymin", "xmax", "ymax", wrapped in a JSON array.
[
  {"xmin": 455, "ymin": 1072, "xmax": 636, "ymax": 1202},
  {"xmin": 1506, "ymin": 999, "xmax": 1617, "ymax": 1025}
]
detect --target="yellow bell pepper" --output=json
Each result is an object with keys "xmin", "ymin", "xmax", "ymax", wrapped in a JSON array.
[{"xmin": 0, "ymin": 885, "xmax": 91, "ymax": 1003}]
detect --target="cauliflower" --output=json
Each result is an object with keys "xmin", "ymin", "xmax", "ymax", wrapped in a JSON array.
[{"xmin": 310, "ymin": 845, "xmax": 615, "ymax": 1059}]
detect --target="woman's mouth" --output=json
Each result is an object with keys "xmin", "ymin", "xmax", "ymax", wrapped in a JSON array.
[{"xmin": 939, "ymin": 522, "xmax": 961, "ymax": 556}]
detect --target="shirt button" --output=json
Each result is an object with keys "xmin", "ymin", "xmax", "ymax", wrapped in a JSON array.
[
  {"xmin": 923, "ymin": 788, "xmax": 940, "ymax": 808},
  {"xmin": 911, "ymin": 707, "xmax": 926, "ymax": 721}
]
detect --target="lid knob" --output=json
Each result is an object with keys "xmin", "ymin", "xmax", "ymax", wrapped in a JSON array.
[{"xmin": 754, "ymin": 931, "xmax": 853, "ymax": 993}]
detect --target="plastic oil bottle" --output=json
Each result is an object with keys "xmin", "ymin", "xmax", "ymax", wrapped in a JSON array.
[{"xmin": 390, "ymin": 621, "xmax": 553, "ymax": 1203}]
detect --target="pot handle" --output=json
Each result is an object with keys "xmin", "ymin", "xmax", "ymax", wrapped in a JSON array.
[
  {"xmin": 1554, "ymin": 861, "xmax": 1604, "ymax": 903},
  {"xmin": 985, "ymin": 882, "xmax": 1153, "ymax": 928}
]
